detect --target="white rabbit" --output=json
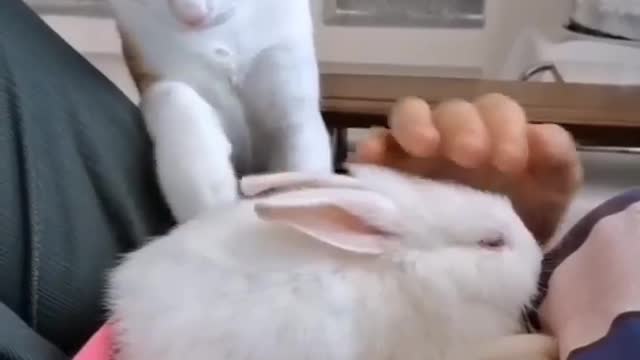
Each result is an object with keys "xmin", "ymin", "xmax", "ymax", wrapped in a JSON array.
[
  {"xmin": 107, "ymin": 0, "xmax": 333, "ymax": 222},
  {"xmin": 107, "ymin": 164, "xmax": 555, "ymax": 360}
]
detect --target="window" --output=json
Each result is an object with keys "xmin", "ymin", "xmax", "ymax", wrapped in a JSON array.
[{"xmin": 324, "ymin": 0, "xmax": 485, "ymax": 28}]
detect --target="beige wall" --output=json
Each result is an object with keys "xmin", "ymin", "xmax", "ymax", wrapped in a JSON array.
[
  {"xmin": 41, "ymin": 15, "xmax": 140, "ymax": 101},
  {"xmin": 483, "ymin": 0, "xmax": 572, "ymax": 77},
  {"xmin": 42, "ymin": 15, "xmax": 121, "ymax": 54}
]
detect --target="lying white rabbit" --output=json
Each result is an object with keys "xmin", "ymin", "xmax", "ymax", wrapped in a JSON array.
[
  {"xmin": 107, "ymin": 0, "xmax": 333, "ymax": 223},
  {"xmin": 107, "ymin": 164, "xmax": 556, "ymax": 360}
]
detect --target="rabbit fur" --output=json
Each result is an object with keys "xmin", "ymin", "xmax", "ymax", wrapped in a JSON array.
[
  {"xmin": 107, "ymin": 164, "xmax": 555, "ymax": 360},
  {"xmin": 107, "ymin": 0, "xmax": 333, "ymax": 223}
]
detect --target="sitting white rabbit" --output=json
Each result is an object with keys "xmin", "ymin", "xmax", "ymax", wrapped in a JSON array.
[
  {"xmin": 107, "ymin": 0, "xmax": 333, "ymax": 223},
  {"xmin": 107, "ymin": 164, "xmax": 556, "ymax": 360}
]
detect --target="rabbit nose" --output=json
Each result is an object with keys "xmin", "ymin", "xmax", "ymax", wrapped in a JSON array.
[{"xmin": 169, "ymin": 0, "xmax": 213, "ymax": 27}]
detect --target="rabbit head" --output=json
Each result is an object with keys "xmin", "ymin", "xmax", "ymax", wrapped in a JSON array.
[{"xmin": 241, "ymin": 163, "xmax": 543, "ymax": 321}]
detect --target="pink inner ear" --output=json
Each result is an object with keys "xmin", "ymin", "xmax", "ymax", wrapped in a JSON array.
[{"xmin": 255, "ymin": 205, "xmax": 392, "ymax": 255}]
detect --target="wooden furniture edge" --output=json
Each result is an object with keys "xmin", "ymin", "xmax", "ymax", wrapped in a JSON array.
[{"xmin": 320, "ymin": 74, "xmax": 640, "ymax": 148}]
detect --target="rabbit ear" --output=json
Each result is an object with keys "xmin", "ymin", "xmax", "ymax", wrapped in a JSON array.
[
  {"xmin": 254, "ymin": 188, "xmax": 400, "ymax": 255},
  {"xmin": 240, "ymin": 172, "xmax": 362, "ymax": 197}
]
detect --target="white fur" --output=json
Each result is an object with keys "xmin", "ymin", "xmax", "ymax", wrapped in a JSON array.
[
  {"xmin": 107, "ymin": 164, "xmax": 548, "ymax": 360},
  {"xmin": 108, "ymin": 0, "xmax": 333, "ymax": 223},
  {"xmin": 141, "ymin": 81, "xmax": 239, "ymax": 220}
]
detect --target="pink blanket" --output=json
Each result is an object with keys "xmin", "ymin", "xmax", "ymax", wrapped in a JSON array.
[{"xmin": 74, "ymin": 323, "xmax": 114, "ymax": 360}]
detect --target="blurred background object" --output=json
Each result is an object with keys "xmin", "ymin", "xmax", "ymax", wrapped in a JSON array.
[
  {"xmin": 568, "ymin": 0, "xmax": 640, "ymax": 40},
  {"xmin": 323, "ymin": 0, "xmax": 485, "ymax": 28}
]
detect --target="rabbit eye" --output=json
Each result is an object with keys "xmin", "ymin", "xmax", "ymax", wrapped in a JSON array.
[{"xmin": 479, "ymin": 237, "xmax": 505, "ymax": 249}]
